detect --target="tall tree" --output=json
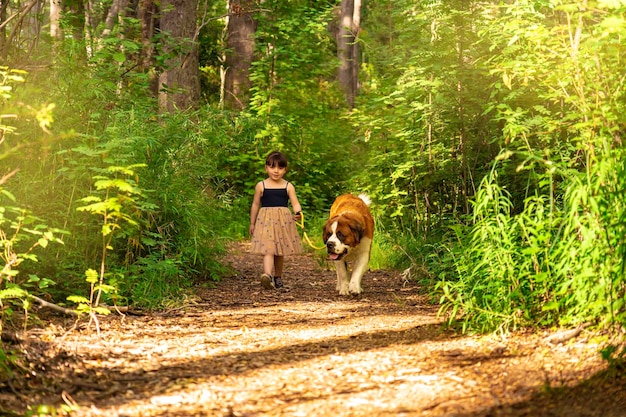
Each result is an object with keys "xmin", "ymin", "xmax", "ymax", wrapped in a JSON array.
[
  {"xmin": 337, "ymin": 0, "xmax": 360, "ymax": 108},
  {"xmin": 158, "ymin": 0, "xmax": 201, "ymax": 112},
  {"xmin": 222, "ymin": 0, "xmax": 256, "ymax": 110},
  {"xmin": 101, "ymin": 0, "xmax": 129, "ymax": 38},
  {"xmin": 49, "ymin": 0, "xmax": 61, "ymax": 39},
  {"xmin": 138, "ymin": 0, "xmax": 158, "ymax": 95},
  {"xmin": 0, "ymin": 0, "xmax": 8, "ymax": 59}
]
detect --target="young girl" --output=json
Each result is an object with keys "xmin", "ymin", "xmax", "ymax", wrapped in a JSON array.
[{"xmin": 249, "ymin": 151, "xmax": 303, "ymax": 289}]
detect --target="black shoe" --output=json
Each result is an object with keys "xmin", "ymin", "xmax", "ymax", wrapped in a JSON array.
[{"xmin": 274, "ymin": 276, "xmax": 284, "ymax": 289}]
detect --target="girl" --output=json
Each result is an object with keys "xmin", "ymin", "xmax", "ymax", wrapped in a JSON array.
[{"xmin": 249, "ymin": 151, "xmax": 303, "ymax": 289}]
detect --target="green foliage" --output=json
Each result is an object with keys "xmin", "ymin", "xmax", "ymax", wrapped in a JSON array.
[
  {"xmin": 0, "ymin": 67, "xmax": 28, "ymax": 145},
  {"xmin": 0, "ymin": 67, "xmax": 68, "ymax": 385},
  {"xmin": 198, "ymin": 1, "xmax": 228, "ymax": 103},
  {"xmin": 66, "ymin": 269, "xmax": 112, "ymax": 317},
  {"xmin": 58, "ymin": 107, "xmax": 236, "ymax": 306},
  {"xmin": 429, "ymin": 1, "xmax": 626, "ymax": 333},
  {"xmin": 355, "ymin": 0, "xmax": 497, "ymax": 233},
  {"xmin": 350, "ymin": 0, "xmax": 626, "ymax": 336},
  {"xmin": 75, "ymin": 162, "xmax": 151, "ymax": 315},
  {"xmin": 601, "ymin": 344, "xmax": 626, "ymax": 371},
  {"xmin": 0, "ymin": 347, "xmax": 17, "ymax": 391},
  {"xmin": 0, "ymin": 69, "xmax": 66, "ymax": 310},
  {"xmin": 242, "ymin": 0, "xmax": 358, "ymax": 212},
  {"xmin": 5, "ymin": 57, "xmax": 233, "ymax": 311},
  {"xmin": 0, "ymin": 206, "xmax": 66, "ymax": 286}
]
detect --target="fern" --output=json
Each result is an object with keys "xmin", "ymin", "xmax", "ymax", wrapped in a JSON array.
[{"xmin": 0, "ymin": 287, "xmax": 27, "ymax": 299}]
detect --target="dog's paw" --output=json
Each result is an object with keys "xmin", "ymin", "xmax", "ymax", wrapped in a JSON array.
[{"xmin": 348, "ymin": 281, "xmax": 362, "ymax": 295}]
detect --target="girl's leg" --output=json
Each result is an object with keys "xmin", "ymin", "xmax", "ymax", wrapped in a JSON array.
[
  {"xmin": 273, "ymin": 255, "xmax": 285, "ymax": 288},
  {"xmin": 263, "ymin": 254, "xmax": 275, "ymax": 276},
  {"xmin": 260, "ymin": 254, "xmax": 276, "ymax": 289},
  {"xmin": 274, "ymin": 255, "xmax": 284, "ymax": 277}
]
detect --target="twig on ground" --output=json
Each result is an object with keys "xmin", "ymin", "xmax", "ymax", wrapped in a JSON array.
[
  {"xmin": 29, "ymin": 294, "xmax": 78, "ymax": 316},
  {"xmin": 545, "ymin": 322, "xmax": 592, "ymax": 345}
]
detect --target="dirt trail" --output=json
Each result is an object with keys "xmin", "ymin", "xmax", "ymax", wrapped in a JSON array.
[{"xmin": 2, "ymin": 243, "xmax": 625, "ymax": 416}]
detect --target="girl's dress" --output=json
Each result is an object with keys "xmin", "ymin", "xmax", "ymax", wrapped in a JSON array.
[{"xmin": 250, "ymin": 181, "xmax": 303, "ymax": 256}]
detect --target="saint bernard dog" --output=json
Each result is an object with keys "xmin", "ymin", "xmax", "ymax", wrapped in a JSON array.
[{"xmin": 322, "ymin": 193, "xmax": 374, "ymax": 295}]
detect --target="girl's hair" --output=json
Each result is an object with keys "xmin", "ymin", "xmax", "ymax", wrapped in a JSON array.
[{"xmin": 265, "ymin": 151, "xmax": 288, "ymax": 168}]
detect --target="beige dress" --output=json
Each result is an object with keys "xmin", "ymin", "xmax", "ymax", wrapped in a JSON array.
[{"xmin": 250, "ymin": 183, "xmax": 303, "ymax": 256}]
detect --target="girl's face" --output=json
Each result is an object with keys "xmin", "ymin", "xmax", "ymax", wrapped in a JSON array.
[{"xmin": 265, "ymin": 163, "xmax": 287, "ymax": 181}]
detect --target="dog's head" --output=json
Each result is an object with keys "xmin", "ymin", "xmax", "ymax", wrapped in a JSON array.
[{"xmin": 322, "ymin": 214, "xmax": 364, "ymax": 261}]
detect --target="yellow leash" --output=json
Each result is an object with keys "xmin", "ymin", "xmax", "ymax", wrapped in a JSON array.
[{"xmin": 296, "ymin": 212, "xmax": 326, "ymax": 250}]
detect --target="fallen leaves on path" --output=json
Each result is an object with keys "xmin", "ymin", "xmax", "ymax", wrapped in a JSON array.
[{"xmin": 1, "ymin": 243, "xmax": 625, "ymax": 416}]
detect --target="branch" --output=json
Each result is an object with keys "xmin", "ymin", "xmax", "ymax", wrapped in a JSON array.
[
  {"xmin": 195, "ymin": 8, "xmax": 271, "ymax": 41},
  {"xmin": 29, "ymin": 294, "xmax": 78, "ymax": 316},
  {"xmin": 0, "ymin": 169, "xmax": 19, "ymax": 186},
  {"xmin": 29, "ymin": 294, "xmax": 132, "ymax": 317},
  {"xmin": 545, "ymin": 322, "xmax": 592, "ymax": 345}
]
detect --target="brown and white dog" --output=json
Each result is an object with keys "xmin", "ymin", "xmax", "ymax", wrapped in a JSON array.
[{"xmin": 322, "ymin": 193, "xmax": 374, "ymax": 295}]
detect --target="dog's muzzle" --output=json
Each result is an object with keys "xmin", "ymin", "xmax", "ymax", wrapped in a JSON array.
[{"xmin": 326, "ymin": 241, "xmax": 347, "ymax": 260}]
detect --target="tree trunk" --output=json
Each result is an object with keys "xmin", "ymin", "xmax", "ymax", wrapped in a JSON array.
[
  {"xmin": 49, "ymin": 0, "xmax": 61, "ymax": 39},
  {"xmin": 337, "ymin": 0, "xmax": 360, "ymax": 108},
  {"xmin": 139, "ymin": 0, "xmax": 158, "ymax": 96},
  {"xmin": 0, "ymin": 0, "xmax": 8, "ymax": 60},
  {"xmin": 158, "ymin": 0, "xmax": 200, "ymax": 113},
  {"xmin": 101, "ymin": 0, "xmax": 130, "ymax": 38},
  {"xmin": 222, "ymin": 0, "xmax": 257, "ymax": 110}
]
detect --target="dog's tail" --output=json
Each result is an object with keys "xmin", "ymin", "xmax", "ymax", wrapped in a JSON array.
[{"xmin": 358, "ymin": 193, "xmax": 372, "ymax": 206}]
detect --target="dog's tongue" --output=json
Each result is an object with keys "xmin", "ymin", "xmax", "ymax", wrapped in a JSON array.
[{"xmin": 328, "ymin": 253, "xmax": 339, "ymax": 260}]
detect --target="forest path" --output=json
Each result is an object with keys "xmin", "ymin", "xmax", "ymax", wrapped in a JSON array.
[{"xmin": 3, "ymin": 242, "xmax": 625, "ymax": 416}]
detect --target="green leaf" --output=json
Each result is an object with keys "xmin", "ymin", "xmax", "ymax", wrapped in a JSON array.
[
  {"xmin": 77, "ymin": 196, "xmax": 102, "ymax": 204},
  {"xmin": 599, "ymin": 16, "xmax": 625, "ymax": 34},
  {"xmin": 598, "ymin": 0, "xmax": 626, "ymax": 9},
  {"xmin": 93, "ymin": 306, "xmax": 111, "ymax": 315},
  {"xmin": 76, "ymin": 201, "xmax": 110, "ymax": 213},
  {"xmin": 542, "ymin": 301, "xmax": 560, "ymax": 311},
  {"xmin": 67, "ymin": 295, "xmax": 90, "ymax": 304},
  {"xmin": 85, "ymin": 268, "xmax": 99, "ymax": 284},
  {"xmin": 102, "ymin": 224, "xmax": 113, "ymax": 236},
  {"xmin": 1, "ymin": 189, "xmax": 16, "ymax": 201},
  {"xmin": 0, "ymin": 287, "xmax": 27, "ymax": 299},
  {"xmin": 113, "ymin": 52, "xmax": 126, "ymax": 63},
  {"xmin": 95, "ymin": 284, "xmax": 116, "ymax": 293}
]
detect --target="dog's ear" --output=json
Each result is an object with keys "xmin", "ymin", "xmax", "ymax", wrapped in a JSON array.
[
  {"xmin": 322, "ymin": 220, "xmax": 332, "ymax": 243},
  {"xmin": 349, "ymin": 222, "xmax": 364, "ymax": 243}
]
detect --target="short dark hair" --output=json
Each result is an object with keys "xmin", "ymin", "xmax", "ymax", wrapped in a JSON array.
[{"xmin": 265, "ymin": 151, "xmax": 288, "ymax": 168}]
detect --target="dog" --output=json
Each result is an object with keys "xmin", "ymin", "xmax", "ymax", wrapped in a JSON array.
[{"xmin": 322, "ymin": 193, "xmax": 374, "ymax": 295}]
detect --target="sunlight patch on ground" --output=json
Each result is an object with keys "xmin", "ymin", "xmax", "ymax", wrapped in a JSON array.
[{"xmin": 73, "ymin": 325, "xmax": 607, "ymax": 417}]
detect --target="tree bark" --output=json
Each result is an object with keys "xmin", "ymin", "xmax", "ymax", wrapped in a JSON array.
[
  {"xmin": 139, "ymin": 0, "xmax": 158, "ymax": 95},
  {"xmin": 337, "ymin": 0, "xmax": 360, "ymax": 108},
  {"xmin": 0, "ymin": 0, "xmax": 8, "ymax": 60},
  {"xmin": 49, "ymin": 0, "xmax": 61, "ymax": 39},
  {"xmin": 222, "ymin": 0, "xmax": 257, "ymax": 110},
  {"xmin": 101, "ymin": 0, "xmax": 130, "ymax": 38},
  {"xmin": 158, "ymin": 0, "xmax": 200, "ymax": 112}
]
